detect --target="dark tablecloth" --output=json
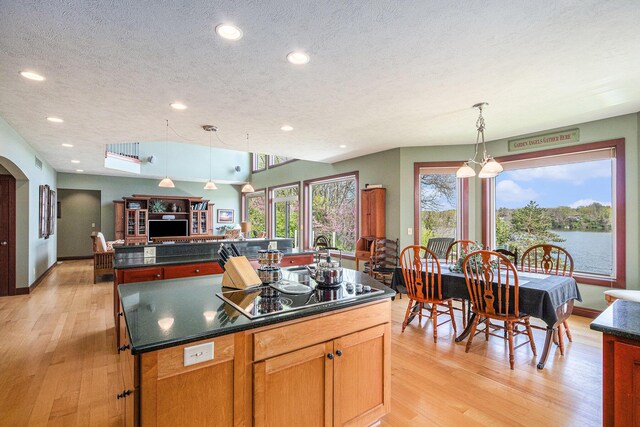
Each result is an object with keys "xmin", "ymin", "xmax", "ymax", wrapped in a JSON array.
[{"xmin": 391, "ymin": 265, "xmax": 582, "ymax": 328}]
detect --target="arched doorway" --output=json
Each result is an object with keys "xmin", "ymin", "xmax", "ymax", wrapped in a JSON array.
[{"xmin": 0, "ymin": 157, "xmax": 27, "ymax": 296}]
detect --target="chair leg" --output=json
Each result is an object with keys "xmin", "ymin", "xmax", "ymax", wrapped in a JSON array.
[
  {"xmin": 401, "ymin": 299, "xmax": 413, "ymax": 333},
  {"xmin": 431, "ymin": 305, "xmax": 438, "ymax": 343},
  {"xmin": 524, "ymin": 318, "xmax": 537, "ymax": 356},
  {"xmin": 485, "ymin": 318, "xmax": 490, "ymax": 341},
  {"xmin": 465, "ymin": 316, "xmax": 480, "ymax": 353},
  {"xmin": 563, "ymin": 320, "xmax": 573, "ymax": 342},
  {"xmin": 448, "ymin": 301, "xmax": 457, "ymax": 334},
  {"xmin": 418, "ymin": 303, "xmax": 423, "ymax": 324},
  {"xmin": 557, "ymin": 325, "xmax": 565, "ymax": 356},
  {"xmin": 461, "ymin": 300, "xmax": 467, "ymax": 328},
  {"xmin": 507, "ymin": 322, "xmax": 515, "ymax": 370},
  {"xmin": 94, "ymin": 272, "xmax": 98, "ymax": 284}
]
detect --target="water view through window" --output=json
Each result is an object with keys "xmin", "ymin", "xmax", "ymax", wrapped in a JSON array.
[{"xmin": 495, "ymin": 157, "xmax": 613, "ymax": 276}]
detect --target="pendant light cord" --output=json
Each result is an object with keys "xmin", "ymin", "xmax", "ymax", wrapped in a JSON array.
[
  {"xmin": 208, "ymin": 130, "xmax": 213, "ymax": 180},
  {"xmin": 165, "ymin": 119, "xmax": 169, "ymax": 176}
]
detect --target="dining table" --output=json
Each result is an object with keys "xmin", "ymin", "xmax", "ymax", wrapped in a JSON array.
[{"xmin": 390, "ymin": 263, "xmax": 582, "ymax": 369}]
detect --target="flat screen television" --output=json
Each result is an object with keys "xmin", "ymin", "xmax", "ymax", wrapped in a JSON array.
[{"xmin": 148, "ymin": 219, "xmax": 189, "ymax": 239}]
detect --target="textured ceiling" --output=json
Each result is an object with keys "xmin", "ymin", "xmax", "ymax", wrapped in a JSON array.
[{"xmin": 1, "ymin": 0, "xmax": 640, "ymax": 177}]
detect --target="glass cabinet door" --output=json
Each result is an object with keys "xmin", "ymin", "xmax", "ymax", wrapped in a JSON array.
[
  {"xmin": 200, "ymin": 211, "xmax": 207, "ymax": 234},
  {"xmin": 191, "ymin": 212, "xmax": 198, "ymax": 234},
  {"xmin": 126, "ymin": 210, "xmax": 136, "ymax": 236},
  {"xmin": 138, "ymin": 210, "xmax": 147, "ymax": 235}
]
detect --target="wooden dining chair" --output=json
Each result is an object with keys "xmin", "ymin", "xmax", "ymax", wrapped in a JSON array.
[
  {"xmin": 463, "ymin": 250, "xmax": 536, "ymax": 369},
  {"xmin": 426, "ymin": 237, "xmax": 454, "ymax": 260},
  {"xmin": 445, "ymin": 239, "xmax": 481, "ymax": 264},
  {"xmin": 495, "ymin": 247, "xmax": 518, "ymax": 266},
  {"xmin": 444, "ymin": 239, "xmax": 481, "ymax": 328},
  {"xmin": 400, "ymin": 246, "xmax": 456, "ymax": 342},
  {"xmin": 521, "ymin": 244, "xmax": 574, "ymax": 354}
]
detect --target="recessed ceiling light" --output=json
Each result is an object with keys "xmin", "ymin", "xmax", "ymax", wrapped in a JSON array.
[
  {"xmin": 47, "ymin": 117, "xmax": 64, "ymax": 123},
  {"xmin": 215, "ymin": 24, "xmax": 243, "ymax": 40},
  {"xmin": 19, "ymin": 71, "xmax": 45, "ymax": 81},
  {"xmin": 62, "ymin": 143, "xmax": 73, "ymax": 147},
  {"xmin": 281, "ymin": 125, "xmax": 294, "ymax": 131},
  {"xmin": 339, "ymin": 144, "xmax": 347, "ymax": 148},
  {"xmin": 286, "ymin": 51, "xmax": 310, "ymax": 65},
  {"xmin": 71, "ymin": 160, "xmax": 80, "ymax": 164},
  {"xmin": 170, "ymin": 102, "xmax": 187, "ymax": 110},
  {"xmin": 75, "ymin": 169, "xmax": 84, "ymax": 173}
]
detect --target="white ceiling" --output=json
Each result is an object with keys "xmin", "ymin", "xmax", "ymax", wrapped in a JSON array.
[{"xmin": 1, "ymin": 0, "xmax": 640, "ymax": 177}]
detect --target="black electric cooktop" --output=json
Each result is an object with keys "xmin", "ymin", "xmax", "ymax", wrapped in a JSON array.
[{"xmin": 217, "ymin": 280, "xmax": 383, "ymax": 319}]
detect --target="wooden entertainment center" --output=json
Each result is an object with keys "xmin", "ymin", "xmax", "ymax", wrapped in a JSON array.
[{"xmin": 114, "ymin": 195, "xmax": 215, "ymax": 244}]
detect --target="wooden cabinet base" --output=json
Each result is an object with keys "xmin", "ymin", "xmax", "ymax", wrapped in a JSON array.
[
  {"xmin": 603, "ymin": 333, "xmax": 640, "ymax": 426},
  {"xmin": 124, "ymin": 300, "xmax": 391, "ymax": 426}
]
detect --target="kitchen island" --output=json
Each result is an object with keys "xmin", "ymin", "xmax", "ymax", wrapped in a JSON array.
[
  {"xmin": 117, "ymin": 268, "xmax": 394, "ymax": 426},
  {"xmin": 591, "ymin": 300, "xmax": 640, "ymax": 426},
  {"xmin": 112, "ymin": 238, "xmax": 315, "ymax": 348}
]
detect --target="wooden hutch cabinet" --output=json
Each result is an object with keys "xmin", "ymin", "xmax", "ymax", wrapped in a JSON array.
[
  {"xmin": 114, "ymin": 195, "xmax": 214, "ymax": 243},
  {"xmin": 356, "ymin": 188, "xmax": 386, "ymax": 269},
  {"xmin": 361, "ymin": 188, "xmax": 386, "ymax": 238}
]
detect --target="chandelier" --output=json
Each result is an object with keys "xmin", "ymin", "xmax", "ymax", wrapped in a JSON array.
[{"xmin": 456, "ymin": 102, "xmax": 503, "ymax": 179}]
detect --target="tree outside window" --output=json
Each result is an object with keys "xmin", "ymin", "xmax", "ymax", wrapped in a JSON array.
[
  {"xmin": 309, "ymin": 176, "xmax": 357, "ymax": 253},
  {"xmin": 272, "ymin": 186, "xmax": 299, "ymax": 247},
  {"xmin": 245, "ymin": 191, "xmax": 266, "ymax": 236}
]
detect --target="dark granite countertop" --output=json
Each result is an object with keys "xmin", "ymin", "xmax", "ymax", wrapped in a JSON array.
[
  {"xmin": 114, "ymin": 248, "xmax": 315, "ymax": 269},
  {"xmin": 590, "ymin": 300, "xmax": 640, "ymax": 340},
  {"xmin": 119, "ymin": 268, "xmax": 395, "ymax": 354}
]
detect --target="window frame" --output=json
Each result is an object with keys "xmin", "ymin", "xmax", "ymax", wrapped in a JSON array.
[
  {"xmin": 268, "ymin": 181, "xmax": 301, "ymax": 246},
  {"xmin": 413, "ymin": 162, "xmax": 470, "ymax": 245},
  {"xmin": 242, "ymin": 188, "xmax": 267, "ymax": 237},
  {"xmin": 303, "ymin": 171, "xmax": 359, "ymax": 256},
  {"xmin": 251, "ymin": 153, "xmax": 267, "ymax": 173},
  {"xmin": 482, "ymin": 138, "xmax": 626, "ymax": 288},
  {"xmin": 267, "ymin": 155, "xmax": 296, "ymax": 169}
]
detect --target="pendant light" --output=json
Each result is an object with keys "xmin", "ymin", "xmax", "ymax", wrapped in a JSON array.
[
  {"xmin": 241, "ymin": 133, "xmax": 255, "ymax": 193},
  {"xmin": 158, "ymin": 119, "xmax": 175, "ymax": 188},
  {"xmin": 456, "ymin": 102, "xmax": 503, "ymax": 179},
  {"xmin": 202, "ymin": 125, "xmax": 218, "ymax": 190}
]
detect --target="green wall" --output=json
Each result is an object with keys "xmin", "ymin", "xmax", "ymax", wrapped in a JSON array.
[
  {"xmin": 0, "ymin": 117, "xmax": 57, "ymax": 289},
  {"xmin": 252, "ymin": 112, "xmax": 640, "ymax": 311},
  {"xmin": 57, "ymin": 173, "xmax": 243, "ymax": 241},
  {"xmin": 57, "ymin": 189, "xmax": 101, "ymax": 258}
]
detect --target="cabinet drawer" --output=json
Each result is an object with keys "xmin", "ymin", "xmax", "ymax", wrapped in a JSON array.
[
  {"xmin": 122, "ymin": 267, "xmax": 163, "ymax": 283},
  {"xmin": 253, "ymin": 300, "xmax": 390, "ymax": 361},
  {"xmin": 281, "ymin": 254, "xmax": 314, "ymax": 267},
  {"xmin": 163, "ymin": 262, "xmax": 223, "ymax": 279}
]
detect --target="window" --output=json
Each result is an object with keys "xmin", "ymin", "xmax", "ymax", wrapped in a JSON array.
[
  {"xmin": 414, "ymin": 163, "xmax": 469, "ymax": 245},
  {"xmin": 484, "ymin": 139, "xmax": 625, "ymax": 287},
  {"xmin": 244, "ymin": 190, "xmax": 266, "ymax": 237},
  {"xmin": 270, "ymin": 184, "xmax": 300, "ymax": 248},
  {"xmin": 305, "ymin": 173, "xmax": 358, "ymax": 253},
  {"xmin": 252, "ymin": 153, "xmax": 267, "ymax": 172},
  {"xmin": 268, "ymin": 155, "xmax": 294, "ymax": 167}
]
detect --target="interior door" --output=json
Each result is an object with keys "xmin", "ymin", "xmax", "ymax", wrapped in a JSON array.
[
  {"xmin": 0, "ymin": 175, "xmax": 16, "ymax": 296},
  {"xmin": 333, "ymin": 323, "xmax": 390, "ymax": 426},
  {"xmin": 253, "ymin": 341, "xmax": 333, "ymax": 427}
]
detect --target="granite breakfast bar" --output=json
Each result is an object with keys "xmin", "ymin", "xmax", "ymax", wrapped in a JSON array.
[{"xmin": 117, "ymin": 268, "xmax": 395, "ymax": 426}]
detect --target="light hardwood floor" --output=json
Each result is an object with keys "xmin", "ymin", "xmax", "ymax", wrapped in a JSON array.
[{"xmin": 0, "ymin": 260, "xmax": 602, "ymax": 426}]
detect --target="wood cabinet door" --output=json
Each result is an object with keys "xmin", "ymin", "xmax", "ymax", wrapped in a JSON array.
[
  {"xmin": 254, "ymin": 342, "xmax": 333, "ymax": 427},
  {"xmin": 333, "ymin": 323, "xmax": 390, "ymax": 427},
  {"xmin": 613, "ymin": 341, "xmax": 640, "ymax": 426},
  {"xmin": 361, "ymin": 190, "xmax": 372, "ymax": 237},
  {"xmin": 115, "ymin": 202, "xmax": 125, "ymax": 240}
]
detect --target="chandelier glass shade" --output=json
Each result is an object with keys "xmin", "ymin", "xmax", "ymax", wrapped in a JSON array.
[{"xmin": 456, "ymin": 102, "xmax": 502, "ymax": 179}]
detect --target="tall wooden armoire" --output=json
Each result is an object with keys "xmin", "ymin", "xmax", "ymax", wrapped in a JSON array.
[{"xmin": 356, "ymin": 187, "xmax": 386, "ymax": 269}]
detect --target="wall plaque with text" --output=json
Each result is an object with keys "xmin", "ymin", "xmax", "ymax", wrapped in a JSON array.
[{"xmin": 508, "ymin": 129, "xmax": 580, "ymax": 152}]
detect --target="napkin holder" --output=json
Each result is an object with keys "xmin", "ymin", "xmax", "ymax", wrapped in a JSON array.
[{"xmin": 221, "ymin": 256, "xmax": 262, "ymax": 289}]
